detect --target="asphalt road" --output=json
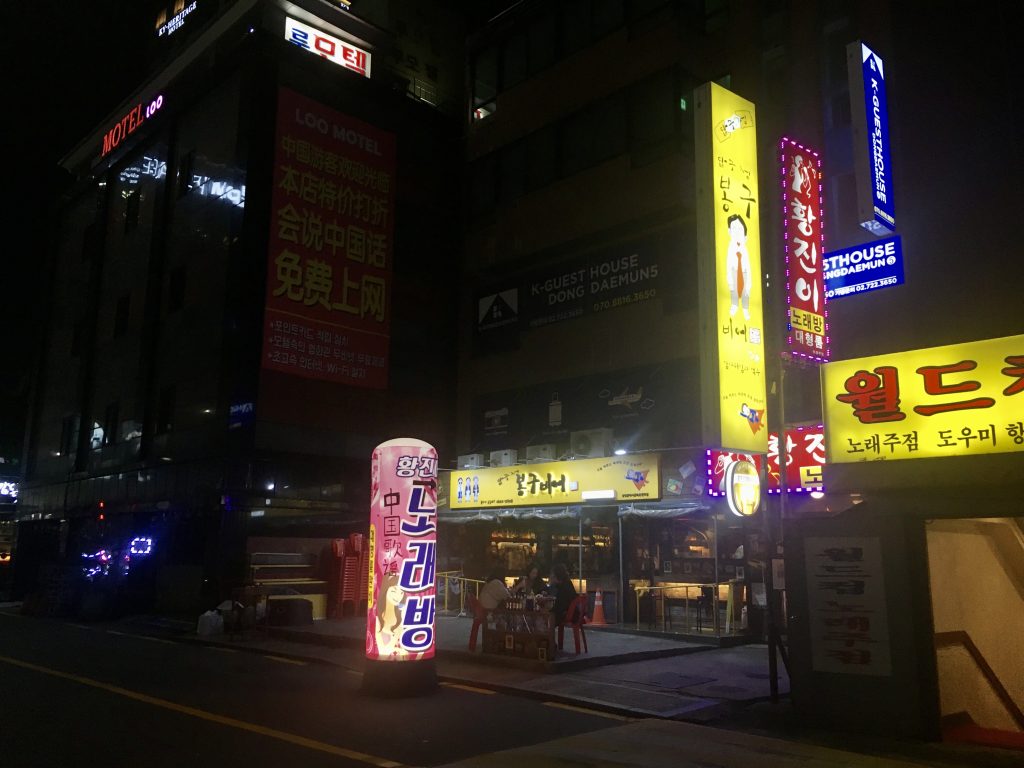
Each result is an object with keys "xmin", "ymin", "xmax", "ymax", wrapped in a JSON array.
[{"xmin": 0, "ymin": 611, "xmax": 621, "ymax": 767}]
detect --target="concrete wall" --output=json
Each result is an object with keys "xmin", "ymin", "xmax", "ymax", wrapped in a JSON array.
[{"xmin": 787, "ymin": 507, "xmax": 940, "ymax": 739}]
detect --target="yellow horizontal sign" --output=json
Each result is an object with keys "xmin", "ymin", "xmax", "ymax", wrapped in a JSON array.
[
  {"xmin": 449, "ymin": 454, "xmax": 660, "ymax": 508},
  {"xmin": 822, "ymin": 334, "xmax": 1024, "ymax": 463}
]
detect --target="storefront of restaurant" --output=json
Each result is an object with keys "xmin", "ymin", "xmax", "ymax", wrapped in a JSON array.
[{"xmin": 438, "ymin": 448, "xmax": 769, "ymax": 642}]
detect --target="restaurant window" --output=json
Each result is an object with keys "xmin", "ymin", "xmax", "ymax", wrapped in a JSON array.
[{"xmin": 113, "ymin": 295, "xmax": 130, "ymax": 338}]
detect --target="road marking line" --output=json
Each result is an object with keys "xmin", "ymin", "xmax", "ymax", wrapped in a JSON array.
[
  {"xmin": 264, "ymin": 655, "xmax": 308, "ymax": 666},
  {"xmin": 134, "ymin": 635, "xmax": 177, "ymax": 645},
  {"xmin": 0, "ymin": 654, "xmax": 404, "ymax": 767},
  {"xmin": 543, "ymin": 701, "xmax": 631, "ymax": 720},
  {"xmin": 104, "ymin": 630, "xmax": 176, "ymax": 645},
  {"xmin": 440, "ymin": 682, "xmax": 496, "ymax": 695}
]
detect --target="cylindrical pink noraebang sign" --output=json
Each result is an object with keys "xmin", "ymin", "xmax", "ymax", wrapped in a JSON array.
[{"xmin": 366, "ymin": 438, "xmax": 438, "ymax": 662}]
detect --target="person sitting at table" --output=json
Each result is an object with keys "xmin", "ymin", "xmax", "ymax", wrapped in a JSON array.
[
  {"xmin": 544, "ymin": 563, "xmax": 578, "ymax": 628},
  {"xmin": 514, "ymin": 564, "xmax": 546, "ymax": 595},
  {"xmin": 478, "ymin": 569, "xmax": 512, "ymax": 611}
]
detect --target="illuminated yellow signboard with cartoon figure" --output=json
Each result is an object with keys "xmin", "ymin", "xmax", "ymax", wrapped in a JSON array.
[
  {"xmin": 822, "ymin": 334, "xmax": 1024, "ymax": 462},
  {"xmin": 449, "ymin": 454, "xmax": 660, "ymax": 509},
  {"xmin": 695, "ymin": 83, "xmax": 768, "ymax": 454}
]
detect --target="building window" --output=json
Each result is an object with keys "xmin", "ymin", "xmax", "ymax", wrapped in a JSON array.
[
  {"xmin": 629, "ymin": 69, "xmax": 675, "ymax": 153},
  {"xmin": 472, "ymin": 45, "xmax": 498, "ymax": 120},
  {"xmin": 178, "ymin": 149, "xmax": 196, "ymax": 197},
  {"xmin": 71, "ymin": 322, "xmax": 83, "ymax": 357},
  {"xmin": 103, "ymin": 402, "xmax": 119, "ymax": 447},
  {"xmin": 114, "ymin": 295, "xmax": 130, "ymax": 338},
  {"xmin": 501, "ymin": 30, "xmax": 528, "ymax": 90},
  {"xmin": 156, "ymin": 386, "xmax": 175, "ymax": 434},
  {"xmin": 527, "ymin": 12, "xmax": 557, "ymax": 76},
  {"xmin": 498, "ymin": 141, "xmax": 527, "ymax": 204},
  {"xmin": 469, "ymin": 155, "xmax": 498, "ymax": 216},
  {"xmin": 525, "ymin": 125, "xmax": 557, "ymax": 192},
  {"xmin": 124, "ymin": 189, "xmax": 140, "ymax": 233},
  {"xmin": 60, "ymin": 415, "xmax": 79, "ymax": 458},
  {"xmin": 168, "ymin": 266, "xmax": 186, "ymax": 312}
]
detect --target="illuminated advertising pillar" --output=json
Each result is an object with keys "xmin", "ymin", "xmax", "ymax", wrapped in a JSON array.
[{"xmin": 364, "ymin": 438, "xmax": 438, "ymax": 694}]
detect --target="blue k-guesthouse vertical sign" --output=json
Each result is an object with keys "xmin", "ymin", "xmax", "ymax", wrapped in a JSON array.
[{"xmin": 848, "ymin": 41, "xmax": 895, "ymax": 235}]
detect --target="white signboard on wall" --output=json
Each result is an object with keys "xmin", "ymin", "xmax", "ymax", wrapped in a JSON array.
[{"xmin": 805, "ymin": 536, "xmax": 892, "ymax": 676}]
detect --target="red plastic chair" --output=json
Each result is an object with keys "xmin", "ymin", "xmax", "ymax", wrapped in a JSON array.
[
  {"xmin": 557, "ymin": 594, "xmax": 589, "ymax": 655},
  {"xmin": 466, "ymin": 592, "xmax": 488, "ymax": 652}
]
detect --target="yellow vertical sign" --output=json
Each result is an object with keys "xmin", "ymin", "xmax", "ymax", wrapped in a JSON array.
[{"xmin": 696, "ymin": 82, "xmax": 768, "ymax": 453}]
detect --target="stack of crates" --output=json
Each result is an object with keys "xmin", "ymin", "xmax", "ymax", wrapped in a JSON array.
[{"xmin": 331, "ymin": 533, "xmax": 367, "ymax": 618}]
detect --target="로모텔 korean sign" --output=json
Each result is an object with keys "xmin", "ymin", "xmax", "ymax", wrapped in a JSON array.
[
  {"xmin": 367, "ymin": 438, "xmax": 438, "ymax": 662},
  {"xmin": 822, "ymin": 334, "xmax": 1024, "ymax": 463},
  {"xmin": 848, "ymin": 41, "xmax": 895, "ymax": 235},
  {"xmin": 695, "ymin": 82, "xmax": 768, "ymax": 453},
  {"xmin": 449, "ymin": 454, "xmax": 660, "ymax": 509},
  {"xmin": 262, "ymin": 88, "xmax": 395, "ymax": 388},
  {"xmin": 285, "ymin": 17, "xmax": 371, "ymax": 78},
  {"xmin": 780, "ymin": 138, "xmax": 828, "ymax": 361}
]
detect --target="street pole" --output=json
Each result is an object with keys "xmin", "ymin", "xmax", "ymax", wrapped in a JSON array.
[{"xmin": 766, "ymin": 362, "xmax": 788, "ymax": 703}]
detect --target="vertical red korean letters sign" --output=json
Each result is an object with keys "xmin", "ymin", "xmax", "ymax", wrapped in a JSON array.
[
  {"xmin": 263, "ymin": 88, "xmax": 395, "ymax": 388},
  {"xmin": 781, "ymin": 138, "xmax": 828, "ymax": 361},
  {"xmin": 822, "ymin": 334, "xmax": 1024, "ymax": 462},
  {"xmin": 367, "ymin": 438, "xmax": 438, "ymax": 662}
]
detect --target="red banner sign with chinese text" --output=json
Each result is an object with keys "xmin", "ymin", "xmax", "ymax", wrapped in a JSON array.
[
  {"xmin": 781, "ymin": 138, "xmax": 828, "ymax": 361},
  {"xmin": 262, "ymin": 88, "xmax": 395, "ymax": 388}
]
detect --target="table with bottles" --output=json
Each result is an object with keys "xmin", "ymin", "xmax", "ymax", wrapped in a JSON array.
[{"xmin": 482, "ymin": 594, "xmax": 557, "ymax": 661}]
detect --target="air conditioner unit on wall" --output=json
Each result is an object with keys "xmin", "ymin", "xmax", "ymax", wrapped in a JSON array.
[
  {"xmin": 490, "ymin": 449, "xmax": 518, "ymax": 467},
  {"xmin": 525, "ymin": 444, "xmax": 556, "ymax": 462},
  {"xmin": 457, "ymin": 453, "xmax": 485, "ymax": 468},
  {"xmin": 570, "ymin": 428, "xmax": 613, "ymax": 459}
]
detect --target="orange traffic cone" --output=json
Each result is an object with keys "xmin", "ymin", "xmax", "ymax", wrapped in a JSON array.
[{"xmin": 590, "ymin": 590, "xmax": 607, "ymax": 626}]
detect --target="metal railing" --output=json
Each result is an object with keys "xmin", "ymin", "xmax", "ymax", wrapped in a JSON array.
[
  {"xmin": 632, "ymin": 580, "xmax": 747, "ymax": 635},
  {"xmin": 435, "ymin": 571, "xmax": 484, "ymax": 616}
]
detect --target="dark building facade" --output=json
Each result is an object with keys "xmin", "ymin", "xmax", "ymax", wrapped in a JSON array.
[{"xmin": 19, "ymin": 0, "xmax": 464, "ymax": 614}]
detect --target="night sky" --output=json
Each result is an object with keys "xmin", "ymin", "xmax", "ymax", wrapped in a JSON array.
[{"xmin": 0, "ymin": 2, "xmax": 1019, "ymax": 461}]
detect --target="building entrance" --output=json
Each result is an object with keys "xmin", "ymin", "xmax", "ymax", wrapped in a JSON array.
[{"xmin": 926, "ymin": 517, "xmax": 1024, "ymax": 749}]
